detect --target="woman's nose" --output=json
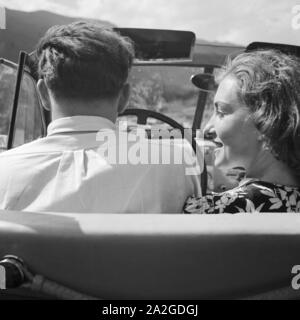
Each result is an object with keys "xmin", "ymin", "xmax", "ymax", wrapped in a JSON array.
[{"xmin": 204, "ymin": 119, "xmax": 217, "ymax": 140}]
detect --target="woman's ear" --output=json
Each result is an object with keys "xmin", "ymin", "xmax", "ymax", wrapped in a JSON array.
[
  {"xmin": 117, "ymin": 83, "xmax": 130, "ymax": 115},
  {"xmin": 37, "ymin": 79, "xmax": 51, "ymax": 111}
]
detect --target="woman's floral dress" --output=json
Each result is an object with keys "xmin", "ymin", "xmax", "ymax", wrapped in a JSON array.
[{"xmin": 184, "ymin": 179, "xmax": 300, "ymax": 214}]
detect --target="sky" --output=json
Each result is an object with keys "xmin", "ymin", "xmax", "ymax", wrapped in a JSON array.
[{"xmin": 0, "ymin": 0, "xmax": 299, "ymax": 45}]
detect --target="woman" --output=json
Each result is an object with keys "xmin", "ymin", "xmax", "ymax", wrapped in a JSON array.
[{"xmin": 184, "ymin": 49, "xmax": 300, "ymax": 214}]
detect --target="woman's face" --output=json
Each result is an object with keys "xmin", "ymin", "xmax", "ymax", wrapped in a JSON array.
[{"xmin": 205, "ymin": 76, "xmax": 261, "ymax": 171}]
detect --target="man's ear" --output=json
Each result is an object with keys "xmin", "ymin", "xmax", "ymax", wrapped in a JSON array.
[
  {"xmin": 117, "ymin": 83, "xmax": 130, "ymax": 115},
  {"xmin": 37, "ymin": 79, "xmax": 51, "ymax": 111}
]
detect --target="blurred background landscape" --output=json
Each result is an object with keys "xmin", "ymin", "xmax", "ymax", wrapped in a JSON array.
[
  {"xmin": 0, "ymin": 8, "xmax": 229, "ymax": 129},
  {"xmin": 0, "ymin": 8, "xmax": 114, "ymax": 62}
]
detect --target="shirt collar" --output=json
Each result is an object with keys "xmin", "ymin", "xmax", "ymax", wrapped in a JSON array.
[{"xmin": 47, "ymin": 116, "xmax": 116, "ymax": 136}]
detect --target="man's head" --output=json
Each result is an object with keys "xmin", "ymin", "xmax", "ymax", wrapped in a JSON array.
[{"xmin": 36, "ymin": 21, "xmax": 135, "ymax": 120}]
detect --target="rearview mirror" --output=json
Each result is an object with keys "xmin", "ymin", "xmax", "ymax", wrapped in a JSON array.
[
  {"xmin": 190, "ymin": 73, "xmax": 216, "ymax": 92},
  {"xmin": 114, "ymin": 28, "xmax": 196, "ymax": 61}
]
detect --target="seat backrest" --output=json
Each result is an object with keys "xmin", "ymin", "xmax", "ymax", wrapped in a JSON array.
[{"xmin": 0, "ymin": 210, "xmax": 300, "ymax": 299}]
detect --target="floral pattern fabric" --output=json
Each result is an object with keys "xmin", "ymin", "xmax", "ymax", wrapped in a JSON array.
[{"xmin": 184, "ymin": 180, "xmax": 300, "ymax": 214}]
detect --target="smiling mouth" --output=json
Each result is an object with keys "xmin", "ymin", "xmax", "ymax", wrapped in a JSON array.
[{"xmin": 213, "ymin": 140, "xmax": 223, "ymax": 148}]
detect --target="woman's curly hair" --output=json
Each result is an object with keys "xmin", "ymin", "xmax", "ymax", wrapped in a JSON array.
[{"xmin": 221, "ymin": 49, "xmax": 300, "ymax": 178}]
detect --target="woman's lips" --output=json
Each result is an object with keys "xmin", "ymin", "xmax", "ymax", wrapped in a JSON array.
[{"xmin": 213, "ymin": 140, "xmax": 223, "ymax": 149}]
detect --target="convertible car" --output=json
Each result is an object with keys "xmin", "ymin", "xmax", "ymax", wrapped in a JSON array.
[{"xmin": 0, "ymin": 27, "xmax": 300, "ymax": 300}]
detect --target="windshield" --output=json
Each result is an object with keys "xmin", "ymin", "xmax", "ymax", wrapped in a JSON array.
[
  {"xmin": 0, "ymin": 63, "xmax": 14, "ymax": 149},
  {"xmin": 0, "ymin": 62, "xmax": 44, "ymax": 151},
  {"xmin": 126, "ymin": 65, "xmax": 204, "ymax": 129}
]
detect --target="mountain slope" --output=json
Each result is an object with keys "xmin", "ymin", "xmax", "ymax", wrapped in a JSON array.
[
  {"xmin": 0, "ymin": 8, "xmax": 243, "ymax": 64},
  {"xmin": 0, "ymin": 8, "xmax": 115, "ymax": 62}
]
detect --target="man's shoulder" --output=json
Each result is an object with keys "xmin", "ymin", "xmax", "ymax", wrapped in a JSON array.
[
  {"xmin": 119, "ymin": 134, "xmax": 195, "ymax": 153},
  {"xmin": 116, "ymin": 136, "xmax": 196, "ymax": 165},
  {"xmin": 0, "ymin": 137, "xmax": 49, "ymax": 158}
]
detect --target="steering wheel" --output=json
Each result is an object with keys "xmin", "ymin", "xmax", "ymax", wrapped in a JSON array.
[{"xmin": 119, "ymin": 108, "xmax": 207, "ymax": 195}]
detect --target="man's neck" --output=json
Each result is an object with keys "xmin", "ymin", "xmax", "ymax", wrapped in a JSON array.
[{"xmin": 50, "ymin": 98, "xmax": 118, "ymax": 123}]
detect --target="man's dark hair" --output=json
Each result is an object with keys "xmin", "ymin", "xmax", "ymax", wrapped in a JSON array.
[{"xmin": 36, "ymin": 21, "xmax": 135, "ymax": 99}]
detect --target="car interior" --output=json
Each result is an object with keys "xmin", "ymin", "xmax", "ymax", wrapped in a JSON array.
[{"xmin": 0, "ymin": 29, "xmax": 300, "ymax": 300}]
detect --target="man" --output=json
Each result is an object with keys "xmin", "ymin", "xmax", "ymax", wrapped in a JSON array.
[{"xmin": 0, "ymin": 22, "xmax": 201, "ymax": 213}]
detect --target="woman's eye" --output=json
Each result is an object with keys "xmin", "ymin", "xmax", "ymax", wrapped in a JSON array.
[
  {"xmin": 214, "ymin": 103, "xmax": 228, "ymax": 118},
  {"xmin": 216, "ymin": 109, "xmax": 226, "ymax": 118}
]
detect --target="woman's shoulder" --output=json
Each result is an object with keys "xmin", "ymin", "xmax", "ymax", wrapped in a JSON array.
[
  {"xmin": 241, "ymin": 179, "xmax": 300, "ymax": 212},
  {"xmin": 238, "ymin": 179, "xmax": 300, "ymax": 197},
  {"xmin": 184, "ymin": 179, "xmax": 300, "ymax": 214}
]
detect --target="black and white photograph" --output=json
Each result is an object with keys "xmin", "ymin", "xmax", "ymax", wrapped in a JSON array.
[{"xmin": 0, "ymin": 0, "xmax": 299, "ymax": 306}]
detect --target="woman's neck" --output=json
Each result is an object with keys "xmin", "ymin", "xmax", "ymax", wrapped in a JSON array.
[{"xmin": 247, "ymin": 150, "xmax": 299, "ymax": 187}]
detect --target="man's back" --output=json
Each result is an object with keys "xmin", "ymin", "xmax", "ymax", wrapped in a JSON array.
[
  {"xmin": 0, "ymin": 116, "xmax": 200, "ymax": 213},
  {"xmin": 0, "ymin": 22, "xmax": 201, "ymax": 213}
]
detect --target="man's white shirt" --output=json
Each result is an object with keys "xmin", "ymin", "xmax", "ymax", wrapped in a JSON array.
[{"xmin": 0, "ymin": 116, "xmax": 201, "ymax": 213}]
